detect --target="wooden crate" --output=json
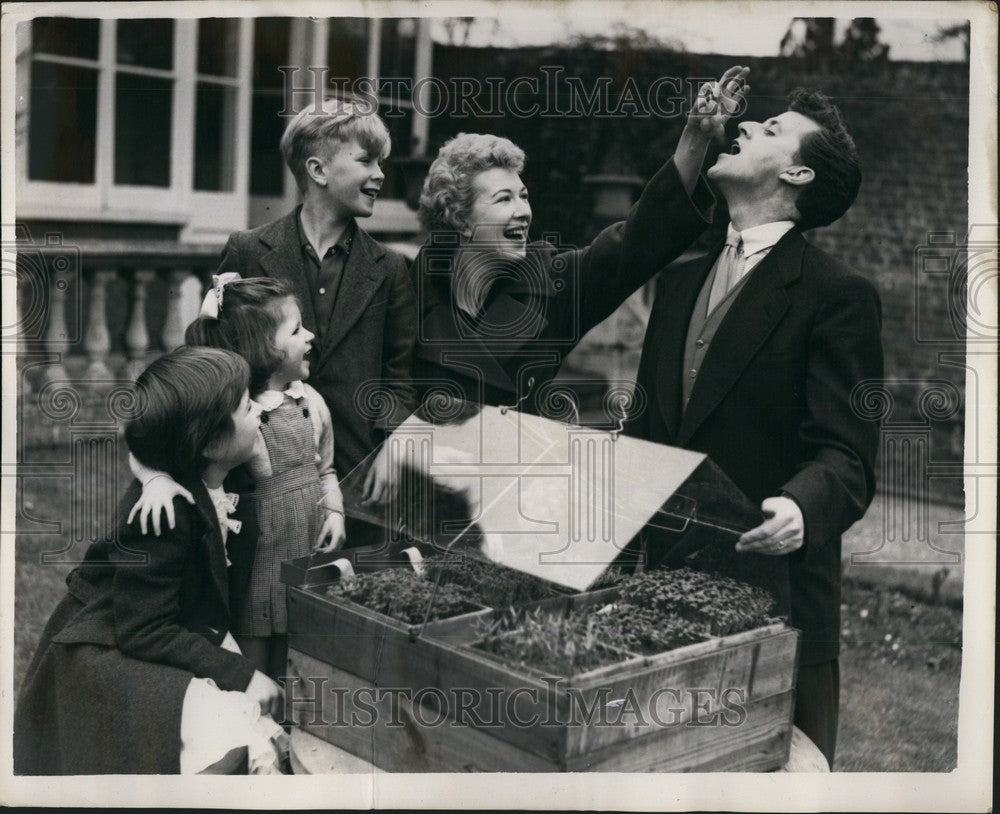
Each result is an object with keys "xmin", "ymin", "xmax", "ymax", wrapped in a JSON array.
[{"xmin": 283, "ymin": 552, "xmax": 799, "ymax": 772}]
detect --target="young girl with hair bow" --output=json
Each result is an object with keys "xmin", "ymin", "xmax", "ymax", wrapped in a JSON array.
[{"xmin": 128, "ymin": 273, "xmax": 345, "ymax": 680}]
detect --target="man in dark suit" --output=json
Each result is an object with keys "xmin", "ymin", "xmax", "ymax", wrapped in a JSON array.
[
  {"xmin": 217, "ymin": 98, "xmax": 417, "ymax": 483},
  {"xmin": 629, "ymin": 88, "xmax": 883, "ymax": 767}
]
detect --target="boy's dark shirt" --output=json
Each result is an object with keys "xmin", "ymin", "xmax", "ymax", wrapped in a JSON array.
[{"xmin": 297, "ymin": 212, "xmax": 356, "ymax": 345}]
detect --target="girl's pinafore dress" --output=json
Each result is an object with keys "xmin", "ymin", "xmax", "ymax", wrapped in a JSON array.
[{"xmin": 235, "ymin": 395, "xmax": 324, "ymax": 636}]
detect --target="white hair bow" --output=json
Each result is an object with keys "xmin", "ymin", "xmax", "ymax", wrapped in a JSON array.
[{"xmin": 199, "ymin": 272, "xmax": 242, "ymax": 319}]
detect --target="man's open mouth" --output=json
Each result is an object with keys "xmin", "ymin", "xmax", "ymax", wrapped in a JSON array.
[{"xmin": 730, "ymin": 141, "xmax": 741, "ymax": 155}]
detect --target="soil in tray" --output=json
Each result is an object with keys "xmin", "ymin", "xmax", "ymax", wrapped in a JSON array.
[
  {"xmin": 580, "ymin": 603, "xmax": 708, "ymax": 655},
  {"xmin": 324, "ymin": 568, "xmax": 484, "ymax": 624},
  {"xmin": 474, "ymin": 609, "xmax": 633, "ymax": 676},
  {"xmin": 425, "ymin": 552, "xmax": 558, "ymax": 607},
  {"xmin": 618, "ymin": 567, "xmax": 776, "ymax": 636},
  {"xmin": 470, "ymin": 567, "xmax": 777, "ymax": 674}
]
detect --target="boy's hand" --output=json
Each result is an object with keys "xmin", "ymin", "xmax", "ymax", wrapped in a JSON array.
[
  {"xmin": 245, "ymin": 670, "xmax": 284, "ymax": 719},
  {"xmin": 314, "ymin": 511, "xmax": 346, "ymax": 553},
  {"xmin": 688, "ymin": 65, "xmax": 750, "ymax": 144},
  {"xmin": 126, "ymin": 476, "xmax": 195, "ymax": 536}
]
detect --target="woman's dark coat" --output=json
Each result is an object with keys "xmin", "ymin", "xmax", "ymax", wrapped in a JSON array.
[{"xmin": 411, "ymin": 158, "xmax": 715, "ymax": 411}]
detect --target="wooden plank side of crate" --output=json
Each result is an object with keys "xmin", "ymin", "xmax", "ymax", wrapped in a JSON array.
[
  {"xmin": 287, "ymin": 649, "xmax": 557, "ymax": 772},
  {"xmin": 288, "ymin": 649, "xmax": 794, "ymax": 773},
  {"xmin": 564, "ymin": 690, "xmax": 795, "ymax": 772},
  {"xmin": 562, "ymin": 627, "xmax": 797, "ymax": 758},
  {"xmin": 750, "ymin": 628, "xmax": 800, "ymax": 699},
  {"xmin": 289, "ymin": 587, "xmax": 798, "ymax": 766},
  {"xmin": 563, "ymin": 642, "xmax": 735, "ymax": 757},
  {"xmin": 287, "ymin": 584, "xmax": 410, "ymax": 680},
  {"xmin": 288, "ymin": 588, "xmax": 569, "ymax": 763}
]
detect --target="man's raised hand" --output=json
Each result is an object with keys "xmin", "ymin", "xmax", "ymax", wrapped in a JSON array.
[{"xmin": 689, "ymin": 65, "xmax": 750, "ymax": 144}]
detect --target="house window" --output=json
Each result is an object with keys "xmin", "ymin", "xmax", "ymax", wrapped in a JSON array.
[
  {"xmin": 327, "ymin": 17, "xmax": 368, "ymax": 81},
  {"xmin": 113, "ymin": 20, "xmax": 175, "ymax": 187},
  {"xmin": 28, "ymin": 18, "xmax": 100, "ymax": 183},
  {"xmin": 18, "ymin": 14, "xmax": 429, "ymax": 234},
  {"xmin": 249, "ymin": 17, "xmax": 292, "ymax": 197},
  {"xmin": 20, "ymin": 16, "xmax": 255, "ymax": 235},
  {"xmin": 194, "ymin": 18, "xmax": 240, "ymax": 191},
  {"xmin": 377, "ymin": 18, "xmax": 418, "ymax": 157}
]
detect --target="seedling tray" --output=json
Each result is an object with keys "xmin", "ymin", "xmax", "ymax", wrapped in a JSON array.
[{"xmin": 283, "ymin": 546, "xmax": 798, "ymax": 772}]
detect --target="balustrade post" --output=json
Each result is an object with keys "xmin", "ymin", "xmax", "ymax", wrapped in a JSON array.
[
  {"xmin": 122, "ymin": 269, "xmax": 156, "ymax": 380},
  {"xmin": 161, "ymin": 268, "xmax": 192, "ymax": 352},
  {"xmin": 40, "ymin": 270, "xmax": 71, "ymax": 386},
  {"xmin": 83, "ymin": 269, "xmax": 116, "ymax": 388}
]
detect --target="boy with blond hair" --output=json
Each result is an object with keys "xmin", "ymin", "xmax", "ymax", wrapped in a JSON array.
[{"xmin": 218, "ymin": 98, "xmax": 417, "ymax": 481}]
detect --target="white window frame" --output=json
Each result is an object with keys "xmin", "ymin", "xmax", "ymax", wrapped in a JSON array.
[
  {"xmin": 184, "ymin": 18, "xmax": 253, "ymax": 243},
  {"xmin": 247, "ymin": 16, "xmax": 430, "ymax": 234},
  {"xmin": 15, "ymin": 15, "xmax": 430, "ymax": 234},
  {"xmin": 247, "ymin": 17, "xmax": 311, "ymax": 228},
  {"xmin": 17, "ymin": 16, "xmax": 252, "ymax": 239},
  {"xmin": 104, "ymin": 18, "xmax": 186, "ymax": 216},
  {"xmin": 15, "ymin": 19, "xmax": 104, "ymax": 215},
  {"xmin": 367, "ymin": 17, "xmax": 430, "ymax": 234}
]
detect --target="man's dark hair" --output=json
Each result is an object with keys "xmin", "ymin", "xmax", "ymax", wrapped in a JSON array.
[
  {"xmin": 125, "ymin": 346, "xmax": 250, "ymax": 480},
  {"xmin": 185, "ymin": 277, "xmax": 297, "ymax": 396},
  {"xmin": 787, "ymin": 88, "xmax": 862, "ymax": 230}
]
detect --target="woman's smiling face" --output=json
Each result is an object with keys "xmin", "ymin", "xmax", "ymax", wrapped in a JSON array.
[{"xmin": 462, "ymin": 167, "xmax": 532, "ymax": 259}]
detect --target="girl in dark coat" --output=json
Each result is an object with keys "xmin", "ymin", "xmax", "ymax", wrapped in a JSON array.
[{"xmin": 14, "ymin": 347, "xmax": 286, "ymax": 775}]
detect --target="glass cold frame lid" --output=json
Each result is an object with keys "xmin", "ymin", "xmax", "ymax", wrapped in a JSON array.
[{"xmin": 341, "ymin": 399, "xmax": 713, "ymax": 592}]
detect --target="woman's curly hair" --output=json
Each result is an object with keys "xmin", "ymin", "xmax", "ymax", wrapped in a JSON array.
[{"xmin": 418, "ymin": 133, "xmax": 526, "ymax": 233}]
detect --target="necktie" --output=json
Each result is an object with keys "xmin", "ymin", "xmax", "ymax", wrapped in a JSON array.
[{"xmin": 706, "ymin": 232, "xmax": 745, "ymax": 315}]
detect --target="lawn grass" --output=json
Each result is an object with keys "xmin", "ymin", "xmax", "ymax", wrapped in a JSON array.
[
  {"xmin": 12, "ymin": 443, "xmax": 963, "ymax": 772},
  {"xmin": 14, "ymin": 443, "xmax": 134, "ymax": 691},
  {"xmin": 837, "ymin": 646, "xmax": 958, "ymax": 771}
]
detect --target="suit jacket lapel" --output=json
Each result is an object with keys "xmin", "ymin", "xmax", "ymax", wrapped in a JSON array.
[
  {"xmin": 190, "ymin": 481, "xmax": 232, "ymax": 609},
  {"xmin": 652, "ymin": 249, "xmax": 720, "ymax": 441},
  {"xmin": 677, "ymin": 230, "xmax": 805, "ymax": 446},
  {"xmin": 257, "ymin": 211, "xmax": 319, "ymax": 332},
  {"xmin": 318, "ymin": 228, "xmax": 388, "ymax": 362}
]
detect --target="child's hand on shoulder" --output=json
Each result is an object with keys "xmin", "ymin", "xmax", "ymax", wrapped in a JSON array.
[
  {"xmin": 127, "ymin": 475, "xmax": 195, "ymax": 536},
  {"xmin": 314, "ymin": 511, "xmax": 346, "ymax": 553}
]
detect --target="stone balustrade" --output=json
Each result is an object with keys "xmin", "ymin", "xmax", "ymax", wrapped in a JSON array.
[{"xmin": 16, "ymin": 240, "xmax": 223, "ymax": 394}]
